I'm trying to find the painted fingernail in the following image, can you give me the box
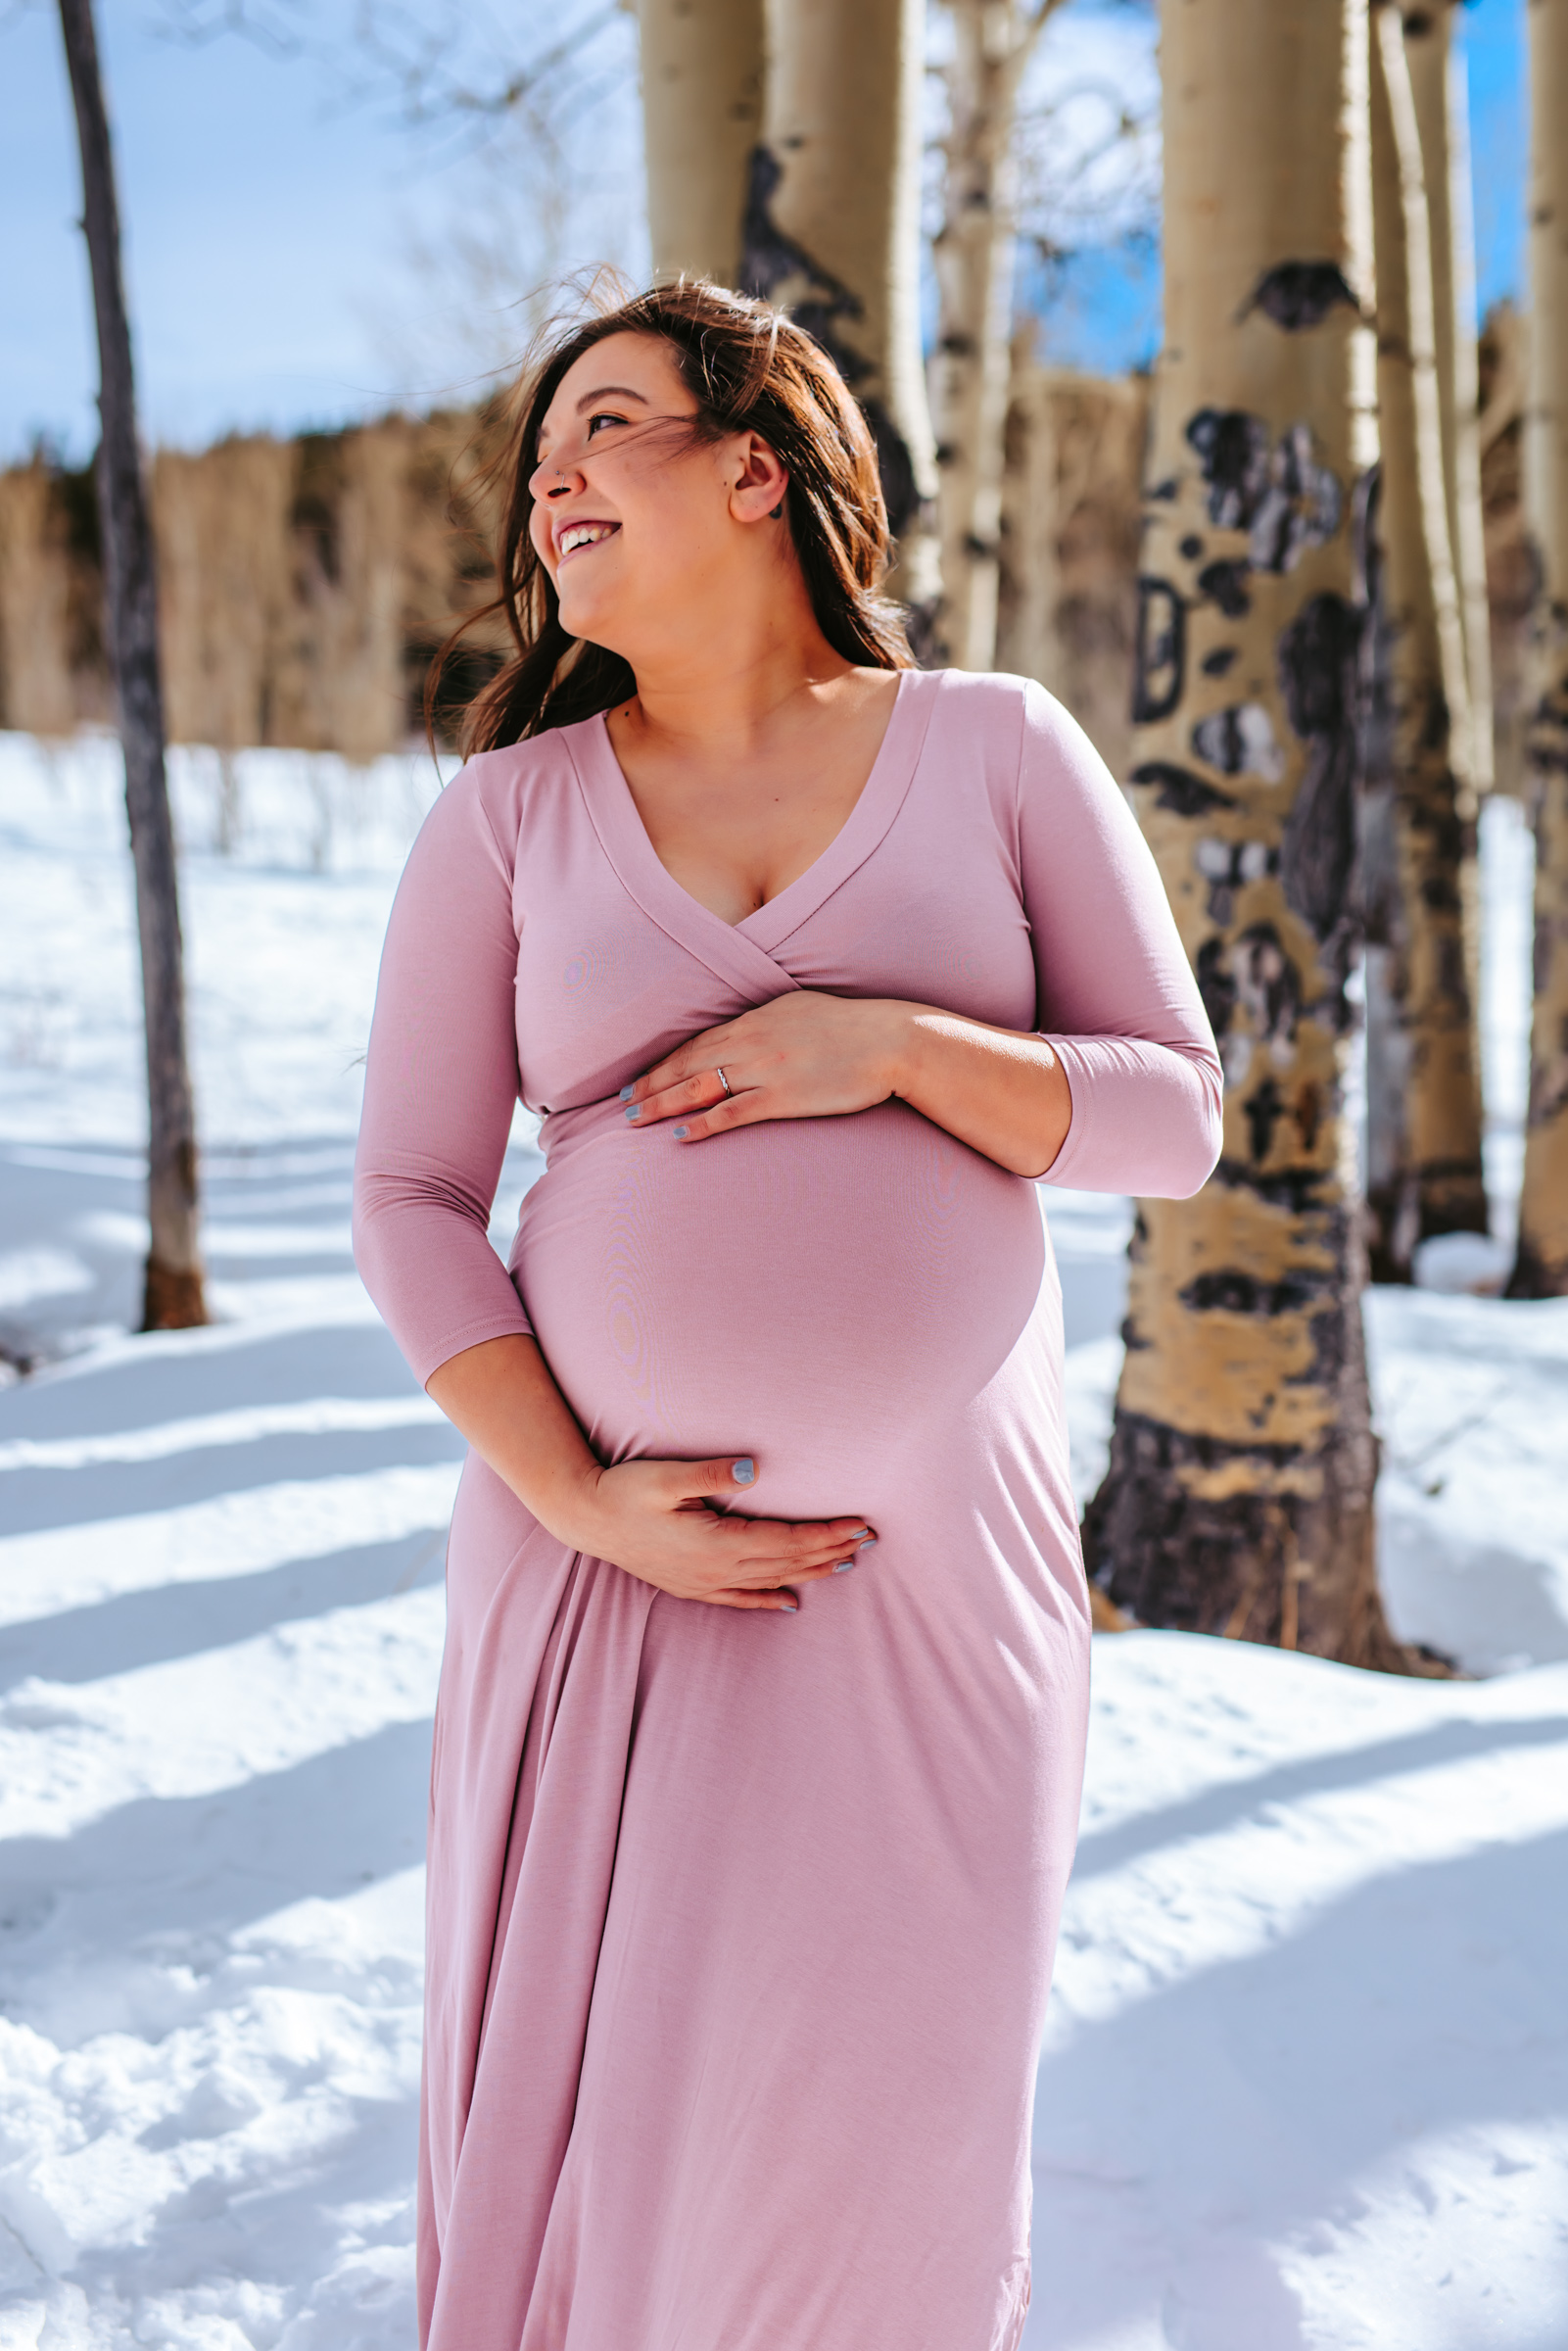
[832,1559,856,1572]
[624,1104,641,1121]
[618,1084,636,1100]
[779,1597,799,1612]
[732,1458,755,1485]
[672,1125,689,1140]
[857,1535,879,1550]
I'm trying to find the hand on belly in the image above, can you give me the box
[616,986,1072,1180]
[571,1454,878,1614]
[620,990,904,1140]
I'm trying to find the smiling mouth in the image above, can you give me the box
[556,521,621,564]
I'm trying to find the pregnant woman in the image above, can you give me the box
[354,280,1221,2351]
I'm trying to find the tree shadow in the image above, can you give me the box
[0,1523,450,1693]
[0,1717,436,1992]
[0,1415,462,1539]
[1026,1822,1568,2348]
[1070,1713,1568,1886]
[3,1319,420,1445]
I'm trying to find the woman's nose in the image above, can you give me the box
[532,456,582,499]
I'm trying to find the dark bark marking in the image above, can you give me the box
[1195,936,1236,1044]
[739,145,921,539]
[1186,410,1342,572]
[1132,577,1186,723]
[1186,408,1271,529]
[1249,425,1343,574]
[1202,646,1239,677]
[1211,1157,1331,1214]
[1179,533,1205,559]
[1277,592,1364,939]
[1191,700,1282,780]
[1180,1267,1331,1316]
[1194,837,1279,928]
[1197,558,1253,618]
[1244,1074,1285,1161]
[1081,1400,1398,1669]
[1232,921,1303,1056]
[1240,262,1363,333]
[1129,760,1236,817]
[1507,1231,1568,1301]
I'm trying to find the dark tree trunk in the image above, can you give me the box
[57,0,206,1329]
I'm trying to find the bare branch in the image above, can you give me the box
[159,0,309,58]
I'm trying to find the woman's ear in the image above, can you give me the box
[731,430,789,527]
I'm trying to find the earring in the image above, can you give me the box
[770,502,784,520]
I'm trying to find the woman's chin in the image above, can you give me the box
[555,584,622,649]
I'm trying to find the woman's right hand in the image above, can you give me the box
[565,1455,876,1612]
[426,1336,873,1613]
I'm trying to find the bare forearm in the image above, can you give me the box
[884,1004,1072,1178]
[427,1333,601,1545]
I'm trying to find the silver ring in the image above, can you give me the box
[714,1066,733,1097]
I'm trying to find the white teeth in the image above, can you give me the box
[559,523,616,555]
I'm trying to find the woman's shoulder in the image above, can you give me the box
[911,665,1069,745]
[914,666,1098,774]
[448,724,586,809]
[420,723,594,851]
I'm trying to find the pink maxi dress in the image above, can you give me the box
[353,669,1221,2351]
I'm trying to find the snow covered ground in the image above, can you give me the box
[0,732,1564,2350]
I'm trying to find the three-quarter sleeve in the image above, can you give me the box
[1016,682,1223,1197]
[353,768,536,1387]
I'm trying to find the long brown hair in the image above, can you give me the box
[430,278,914,757]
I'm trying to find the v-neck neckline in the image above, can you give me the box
[565,669,940,986]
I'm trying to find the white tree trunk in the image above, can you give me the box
[1510,0,1568,1295]
[1404,3,1494,791]
[742,0,941,637]
[636,0,765,285]
[1361,0,1488,1276]
[1084,0,1402,1666]
[994,348,1148,774]
[930,2,1036,669]
[1374,7,1474,780]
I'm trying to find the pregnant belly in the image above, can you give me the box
[512,1099,1051,1511]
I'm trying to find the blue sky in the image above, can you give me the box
[0,0,1531,463]
[1034,0,1527,376]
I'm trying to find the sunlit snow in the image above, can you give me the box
[0,732,1563,2350]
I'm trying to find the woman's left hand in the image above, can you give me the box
[621,991,907,1142]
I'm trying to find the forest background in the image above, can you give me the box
[0,3,1567,2344]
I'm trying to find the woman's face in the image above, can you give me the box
[528,331,785,658]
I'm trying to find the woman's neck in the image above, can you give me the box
[606,550,860,762]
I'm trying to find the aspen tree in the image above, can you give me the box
[1510,0,1568,1297]
[931,1,1065,670]
[1083,0,1402,1664]
[1407,2,1494,788]
[739,0,941,635]
[636,0,764,284]
[58,0,207,1330]
[1361,1,1488,1278]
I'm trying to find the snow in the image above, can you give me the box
[1,733,1565,2349]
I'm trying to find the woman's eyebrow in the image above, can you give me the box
[572,385,651,414]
